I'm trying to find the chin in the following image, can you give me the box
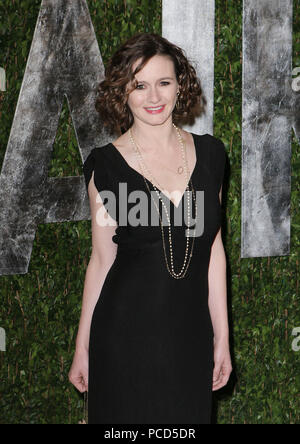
[141,113,173,127]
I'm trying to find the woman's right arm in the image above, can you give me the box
[69,171,118,393]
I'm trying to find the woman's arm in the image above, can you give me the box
[75,253,115,351]
[208,186,232,391]
[69,171,118,393]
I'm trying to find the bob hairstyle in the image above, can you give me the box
[95,33,204,135]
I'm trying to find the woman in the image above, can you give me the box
[69,33,232,424]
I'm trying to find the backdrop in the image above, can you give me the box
[0,0,299,424]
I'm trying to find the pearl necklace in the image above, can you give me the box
[128,124,197,279]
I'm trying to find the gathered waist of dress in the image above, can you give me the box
[116,238,162,254]
[115,234,198,255]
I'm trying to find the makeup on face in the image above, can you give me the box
[126,55,179,126]
[144,105,166,114]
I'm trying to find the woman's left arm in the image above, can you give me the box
[208,186,232,391]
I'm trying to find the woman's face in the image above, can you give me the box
[126,54,179,128]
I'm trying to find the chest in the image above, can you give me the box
[119,144,197,208]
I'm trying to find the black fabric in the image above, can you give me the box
[83,133,226,424]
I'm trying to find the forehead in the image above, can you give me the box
[133,55,176,79]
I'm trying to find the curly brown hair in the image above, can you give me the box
[95,33,205,135]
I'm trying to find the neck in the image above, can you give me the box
[129,118,179,156]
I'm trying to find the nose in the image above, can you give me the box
[147,86,161,104]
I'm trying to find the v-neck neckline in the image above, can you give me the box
[108,133,199,209]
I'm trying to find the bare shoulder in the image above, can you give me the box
[112,130,135,162]
[112,131,130,152]
[180,128,195,149]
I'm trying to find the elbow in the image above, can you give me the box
[89,248,117,270]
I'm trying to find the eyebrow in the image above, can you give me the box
[136,77,175,83]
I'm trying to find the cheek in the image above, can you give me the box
[167,85,179,102]
[127,92,144,110]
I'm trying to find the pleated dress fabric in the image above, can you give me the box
[82,133,226,424]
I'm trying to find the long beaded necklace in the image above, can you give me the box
[128,124,198,279]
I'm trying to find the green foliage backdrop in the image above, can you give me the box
[0,0,299,424]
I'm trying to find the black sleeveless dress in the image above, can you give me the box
[82,133,226,424]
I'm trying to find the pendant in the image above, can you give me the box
[177,166,184,174]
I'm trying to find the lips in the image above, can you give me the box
[144,105,166,114]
